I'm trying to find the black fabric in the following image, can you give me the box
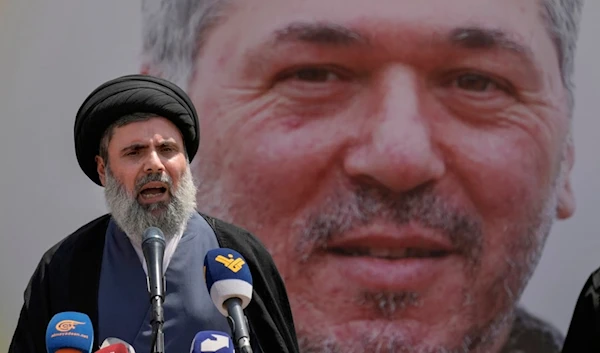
[8,212,300,353]
[561,267,600,352]
[74,74,200,186]
[499,307,564,353]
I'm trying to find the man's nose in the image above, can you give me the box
[143,150,165,174]
[343,66,445,193]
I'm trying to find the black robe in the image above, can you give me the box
[561,267,600,352]
[8,212,300,353]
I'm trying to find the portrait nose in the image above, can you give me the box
[343,66,445,193]
[144,150,165,174]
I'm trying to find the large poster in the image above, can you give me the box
[1,0,599,352]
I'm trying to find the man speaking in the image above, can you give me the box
[8,74,299,353]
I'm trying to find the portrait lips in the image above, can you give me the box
[297,184,483,292]
[325,226,461,291]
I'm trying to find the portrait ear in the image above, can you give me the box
[96,155,107,187]
[556,139,576,219]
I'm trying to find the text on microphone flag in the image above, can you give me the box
[215,254,245,273]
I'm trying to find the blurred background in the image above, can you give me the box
[0,0,598,349]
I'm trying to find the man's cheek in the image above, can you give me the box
[451,135,548,214]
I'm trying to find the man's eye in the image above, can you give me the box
[287,68,341,82]
[454,73,499,92]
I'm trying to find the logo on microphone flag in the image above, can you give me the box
[201,333,230,351]
[215,254,245,273]
[55,319,85,332]
[191,331,234,353]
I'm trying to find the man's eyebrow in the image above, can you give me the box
[157,140,180,149]
[121,143,147,153]
[245,22,540,80]
[270,21,370,46]
[448,26,536,63]
[119,140,180,154]
[266,22,532,55]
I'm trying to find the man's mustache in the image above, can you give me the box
[298,183,484,262]
[134,172,173,196]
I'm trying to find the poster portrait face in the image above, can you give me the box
[141,0,581,351]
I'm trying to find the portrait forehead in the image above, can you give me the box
[197,0,563,90]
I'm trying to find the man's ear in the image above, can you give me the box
[140,64,151,75]
[556,138,576,219]
[96,155,107,187]
[140,63,161,77]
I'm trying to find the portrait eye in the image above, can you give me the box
[293,68,339,82]
[438,71,517,114]
[271,65,357,106]
[452,73,504,93]
[276,66,346,84]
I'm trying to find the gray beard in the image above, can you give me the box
[294,183,559,353]
[103,165,198,248]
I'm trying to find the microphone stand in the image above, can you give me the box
[150,294,165,353]
[225,298,253,353]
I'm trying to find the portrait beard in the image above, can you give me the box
[103,164,198,247]
[290,180,557,353]
[193,157,564,353]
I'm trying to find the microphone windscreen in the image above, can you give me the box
[142,227,165,246]
[100,338,136,353]
[95,343,128,353]
[204,248,253,316]
[45,311,94,353]
[190,331,235,353]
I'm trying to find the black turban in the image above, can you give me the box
[74,74,200,186]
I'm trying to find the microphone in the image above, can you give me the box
[204,248,254,353]
[45,311,94,353]
[142,227,166,353]
[100,338,136,353]
[190,331,234,353]
[94,343,128,353]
